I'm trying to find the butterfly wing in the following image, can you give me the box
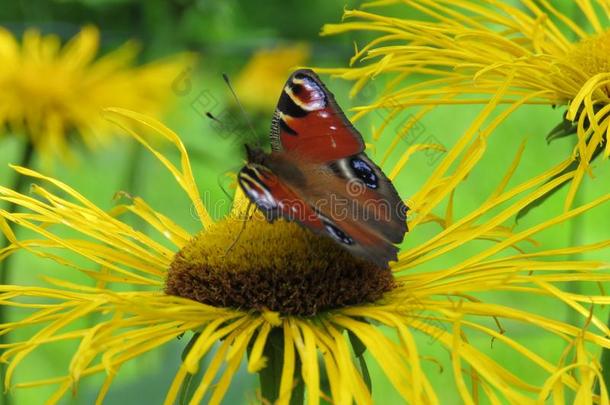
[238,70,408,268]
[325,153,408,243]
[296,158,407,267]
[238,152,407,268]
[237,160,325,232]
[238,162,397,268]
[269,69,407,235]
[316,212,401,269]
[269,69,364,162]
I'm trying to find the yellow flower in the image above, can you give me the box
[0,25,193,161]
[233,44,310,111]
[0,103,609,404]
[320,1,610,212]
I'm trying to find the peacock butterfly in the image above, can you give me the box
[237,69,408,268]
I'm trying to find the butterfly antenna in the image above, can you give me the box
[206,111,222,123]
[222,73,261,147]
[216,172,235,202]
[223,201,254,257]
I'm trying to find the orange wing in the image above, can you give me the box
[269,69,364,162]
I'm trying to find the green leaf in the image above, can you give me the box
[179,372,196,405]
[179,332,206,405]
[515,160,577,222]
[348,330,372,394]
[517,107,607,222]
[546,112,577,144]
[597,312,610,395]
[515,141,604,222]
[348,329,366,357]
[181,332,200,361]
[251,327,304,405]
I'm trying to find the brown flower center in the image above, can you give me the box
[165,216,395,316]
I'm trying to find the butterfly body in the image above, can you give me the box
[238,69,408,268]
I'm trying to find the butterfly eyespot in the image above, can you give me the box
[291,83,304,95]
[288,75,326,111]
[324,221,354,245]
[301,79,326,108]
[350,158,378,189]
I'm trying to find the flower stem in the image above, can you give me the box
[0,139,35,405]
[119,140,148,232]
[566,179,583,327]
[123,140,144,193]
[0,139,35,286]
[257,327,304,405]
[600,333,610,396]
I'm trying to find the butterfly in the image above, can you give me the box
[237,69,408,268]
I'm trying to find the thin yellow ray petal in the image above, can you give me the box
[411,89,545,228]
[70,321,115,381]
[489,139,527,199]
[110,194,191,248]
[534,281,610,335]
[388,143,446,180]
[424,300,610,348]
[292,320,320,405]
[95,371,116,405]
[247,322,272,373]
[86,329,181,386]
[188,329,241,405]
[1,179,173,272]
[411,321,534,402]
[398,171,575,270]
[380,104,437,168]
[163,319,239,405]
[575,0,603,33]
[226,318,264,362]
[451,317,475,405]
[324,322,370,404]
[455,318,577,388]
[539,363,601,403]
[277,321,296,405]
[46,379,72,405]
[331,315,413,401]
[184,316,251,374]
[208,323,259,405]
[0,211,162,285]
[564,106,607,210]
[4,301,102,390]
[440,193,610,280]
[14,376,68,389]
[366,311,428,403]
[103,107,213,227]
[307,326,345,404]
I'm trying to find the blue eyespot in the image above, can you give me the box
[350,158,378,189]
[324,221,354,245]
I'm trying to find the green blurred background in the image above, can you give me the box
[0,0,608,404]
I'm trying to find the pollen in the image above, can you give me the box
[165,216,395,316]
[567,31,610,79]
